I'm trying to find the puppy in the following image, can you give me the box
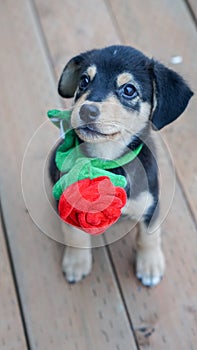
[50,45,193,286]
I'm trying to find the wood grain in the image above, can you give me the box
[0,0,196,349]
[35,0,197,348]
[0,215,27,350]
[0,0,136,349]
[108,142,197,349]
[34,0,120,83]
[107,0,197,220]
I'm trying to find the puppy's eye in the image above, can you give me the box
[122,84,137,99]
[79,74,90,90]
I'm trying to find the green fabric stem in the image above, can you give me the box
[47,109,143,200]
[52,158,127,200]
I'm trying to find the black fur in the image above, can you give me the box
[59,46,153,105]
[58,45,193,128]
[49,142,61,185]
[150,60,193,129]
[51,45,193,229]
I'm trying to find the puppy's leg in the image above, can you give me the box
[61,222,92,283]
[135,220,165,287]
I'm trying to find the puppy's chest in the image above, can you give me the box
[109,161,146,198]
[82,142,152,218]
[110,163,152,219]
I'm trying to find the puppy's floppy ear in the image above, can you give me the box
[151,60,193,130]
[58,55,84,98]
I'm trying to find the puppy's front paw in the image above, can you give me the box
[136,247,165,287]
[62,247,92,284]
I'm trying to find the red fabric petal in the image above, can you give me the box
[58,176,126,235]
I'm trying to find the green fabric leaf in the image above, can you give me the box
[47,109,143,200]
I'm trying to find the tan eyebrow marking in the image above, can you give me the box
[87,65,97,81]
[117,72,134,87]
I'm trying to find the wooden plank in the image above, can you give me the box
[108,143,197,349]
[33,0,120,82]
[99,1,197,347]
[0,214,27,350]
[107,0,197,221]
[35,0,197,348]
[0,1,137,349]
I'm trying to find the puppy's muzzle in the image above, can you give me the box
[79,104,100,123]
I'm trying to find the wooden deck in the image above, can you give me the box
[0,0,196,349]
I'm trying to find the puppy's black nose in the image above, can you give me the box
[79,104,100,122]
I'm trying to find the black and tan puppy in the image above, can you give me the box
[50,45,193,286]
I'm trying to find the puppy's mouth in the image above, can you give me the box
[76,124,121,142]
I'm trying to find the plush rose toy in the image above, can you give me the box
[48,110,142,235]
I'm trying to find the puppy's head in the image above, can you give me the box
[58,46,193,145]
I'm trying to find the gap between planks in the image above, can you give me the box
[0,206,29,350]
[28,0,138,344]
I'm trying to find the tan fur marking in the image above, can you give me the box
[87,65,97,81]
[117,72,134,87]
[71,94,151,159]
[61,222,92,282]
[61,221,91,248]
[135,220,165,286]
